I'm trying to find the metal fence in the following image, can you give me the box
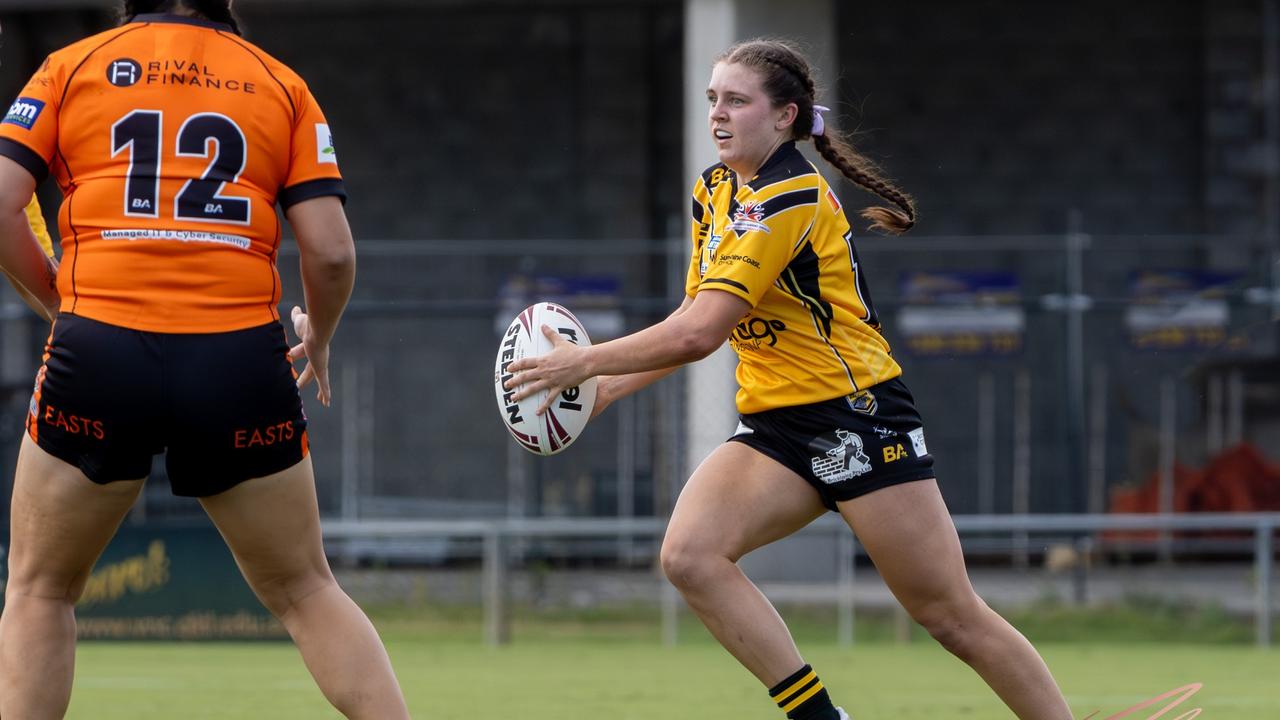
[294,233,1278,524]
[0,233,1276,528]
[321,512,1280,647]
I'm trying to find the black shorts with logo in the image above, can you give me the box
[728,377,935,511]
[27,313,309,496]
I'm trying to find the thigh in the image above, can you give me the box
[837,479,975,613]
[666,442,826,561]
[164,322,308,497]
[197,454,332,598]
[6,435,144,600]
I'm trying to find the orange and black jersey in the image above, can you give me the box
[686,142,901,413]
[0,13,344,333]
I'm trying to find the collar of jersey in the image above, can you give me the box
[131,13,233,32]
[747,141,799,185]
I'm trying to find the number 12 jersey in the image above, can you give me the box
[0,13,345,333]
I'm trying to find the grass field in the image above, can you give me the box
[65,606,1280,719]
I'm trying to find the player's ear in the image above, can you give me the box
[774,102,798,132]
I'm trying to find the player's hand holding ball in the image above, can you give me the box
[494,302,597,455]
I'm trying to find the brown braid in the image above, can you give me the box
[814,134,915,233]
[719,39,915,234]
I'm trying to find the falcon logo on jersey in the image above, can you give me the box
[847,389,878,415]
[3,97,45,130]
[316,124,337,164]
[107,59,142,87]
[728,201,770,234]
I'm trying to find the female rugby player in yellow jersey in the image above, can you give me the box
[0,2,409,718]
[0,18,58,314]
[506,40,1073,720]
[1,197,58,319]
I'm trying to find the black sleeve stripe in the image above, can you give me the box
[691,195,703,221]
[761,188,819,221]
[278,178,347,209]
[0,138,49,184]
[701,277,749,294]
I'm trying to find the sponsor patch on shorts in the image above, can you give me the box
[908,427,928,457]
[809,429,872,484]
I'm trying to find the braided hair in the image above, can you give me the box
[718,39,915,234]
[120,0,241,35]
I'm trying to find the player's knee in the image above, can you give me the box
[911,595,989,661]
[4,576,79,605]
[659,539,720,592]
[247,568,336,620]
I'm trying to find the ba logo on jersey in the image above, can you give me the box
[728,201,770,234]
[107,59,142,87]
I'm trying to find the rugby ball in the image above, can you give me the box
[494,302,598,455]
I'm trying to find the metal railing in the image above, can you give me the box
[322,512,1280,647]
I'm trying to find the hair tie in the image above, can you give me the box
[812,105,830,136]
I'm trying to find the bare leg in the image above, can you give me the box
[660,442,825,686]
[839,480,1073,720]
[0,435,144,719]
[199,455,409,720]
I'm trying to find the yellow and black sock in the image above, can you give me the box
[768,664,839,720]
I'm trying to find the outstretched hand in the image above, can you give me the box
[503,324,592,415]
[288,305,332,407]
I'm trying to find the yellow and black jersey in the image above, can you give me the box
[25,195,54,257]
[685,142,901,413]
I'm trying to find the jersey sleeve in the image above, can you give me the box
[25,195,54,257]
[278,84,346,209]
[697,184,820,307]
[0,57,62,185]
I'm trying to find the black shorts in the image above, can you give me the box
[729,377,935,511]
[27,313,309,496]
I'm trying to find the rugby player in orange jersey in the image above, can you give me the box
[0,2,409,718]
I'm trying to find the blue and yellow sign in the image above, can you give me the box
[896,271,1024,357]
[1125,270,1245,352]
[1,524,285,640]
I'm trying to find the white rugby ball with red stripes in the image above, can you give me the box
[494,302,598,455]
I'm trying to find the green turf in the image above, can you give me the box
[67,636,1279,719]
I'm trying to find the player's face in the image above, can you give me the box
[706,62,794,177]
